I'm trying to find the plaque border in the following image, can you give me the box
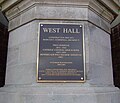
[37,22,86,83]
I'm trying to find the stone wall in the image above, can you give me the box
[0,0,120,103]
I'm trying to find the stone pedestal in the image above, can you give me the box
[0,0,120,103]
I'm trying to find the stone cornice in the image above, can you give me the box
[0,0,119,15]
[0,0,117,22]
[0,0,22,11]
[99,0,120,15]
[0,0,5,4]
[113,0,120,7]
[89,0,114,23]
[0,0,119,32]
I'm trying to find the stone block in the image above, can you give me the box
[89,41,112,66]
[101,46,112,66]
[21,93,97,103]
[88,64,113,86]
[9,15,21,31]
[99,31,111,48]
[96,93,113,103]
[100,18,111,33]
[88,10,111,33]
[35,6,88,20]
[87,22,113,86]
[89,41,102,64]
[7,46,19,67]
[6,39,38,85]
[8,5,88,31]
[0,86,119,103]
[89,23,111,48]
[5,63,36,85]
[88,10,100,28]
[21,6,36,25]
[0,92,21,103]
[7,39,37,68]
[18,39,37,65]
[8,21,38,48]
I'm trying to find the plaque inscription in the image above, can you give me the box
[37,23,85,82]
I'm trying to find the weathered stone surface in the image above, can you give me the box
[1,19,119,103]
[88,10,111,33]
[0,86,120,103]
[5,63,36,85]
[8,21,38,48]
[87,23,113,86]
[8,6,88,31]
[3,0,115,33]
[0,0,120,103]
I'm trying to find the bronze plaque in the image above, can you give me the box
[37,23,85,82]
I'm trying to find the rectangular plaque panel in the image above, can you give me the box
[37,23,85,82]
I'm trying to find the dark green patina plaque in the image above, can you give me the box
[37,23,85,82]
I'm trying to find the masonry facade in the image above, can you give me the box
[0,0,120,103]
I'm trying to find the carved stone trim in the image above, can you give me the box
[0,0,119,32]
[3,0,115,22]
[89,0,114,23]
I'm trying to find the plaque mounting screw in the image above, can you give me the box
[80,25,82,27]
[81,77,84,80]
[41,24,43,26]
[39,77,42,80]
